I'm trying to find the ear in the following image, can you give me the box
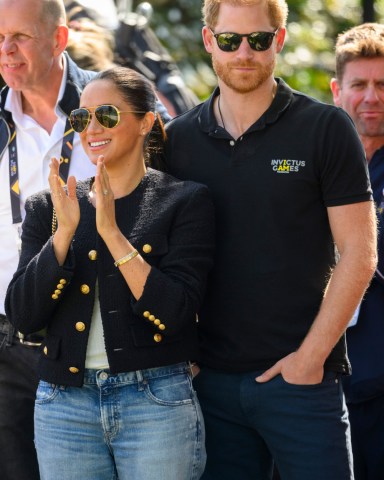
[53,25,69,57]
[202,26,214,54]
[330,78,342,106]
[275,28,286,53]
[141,111,155,136]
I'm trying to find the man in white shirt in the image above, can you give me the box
[0,1,99,478]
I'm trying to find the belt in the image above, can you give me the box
[0,314,43,347]
[16,331,44,347]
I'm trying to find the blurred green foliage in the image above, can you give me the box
[3,1,380,102]
[134,0,384,103]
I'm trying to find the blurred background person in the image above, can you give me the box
[66,17,116,71]
[331,22,384,480]
[65,0,119,30]
[65,0,200,116]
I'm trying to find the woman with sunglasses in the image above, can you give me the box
[5,66,214,480]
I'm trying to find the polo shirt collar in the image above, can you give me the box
[198,77,293,134]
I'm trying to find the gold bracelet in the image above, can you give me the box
[114,249,139,267]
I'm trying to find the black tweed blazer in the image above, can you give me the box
[6,168,215,387]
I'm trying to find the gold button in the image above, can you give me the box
[80,284,90,294]
[154,319,161,326]
[57,284,64,290]
[149,315,155,322]
[59,279,67,285]
[52,294,59,300]
[154,334,162,343]
[54,289,61,295]
[159,324,166,330]
[143,311,150,318]
[88,250,97,261]
[142,244,152,254]
[43,346,48,355]
[75,322,86,332]
[69,367,79,374]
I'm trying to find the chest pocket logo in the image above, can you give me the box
[271,159,306,173]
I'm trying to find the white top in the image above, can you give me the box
[85,281,109,369]
[0,56,95,314]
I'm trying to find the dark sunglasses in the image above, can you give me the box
[69,104,146,133]
[210,29,278,52]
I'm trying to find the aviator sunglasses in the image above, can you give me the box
[210,29,278,52]
[69,104,146,133]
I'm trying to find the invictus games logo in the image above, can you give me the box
[271,159,305,173]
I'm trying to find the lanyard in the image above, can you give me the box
[8,114,75,224]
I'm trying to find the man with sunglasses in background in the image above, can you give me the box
[331,23,384,480]
[0,1,169,479]
[160,1,377,479]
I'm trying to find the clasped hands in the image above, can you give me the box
[48,155,117,240]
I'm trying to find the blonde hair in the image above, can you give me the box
[202,0,288,30]
[335,23,384,82]
[67,19,115,71]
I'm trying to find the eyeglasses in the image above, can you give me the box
[69,104,146,133]
[210,29,278,52]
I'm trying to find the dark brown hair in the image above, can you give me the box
[90,67,167,165]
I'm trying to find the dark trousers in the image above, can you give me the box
[0,318,40,480]
[348,395,384,480]
[194,366,353,480]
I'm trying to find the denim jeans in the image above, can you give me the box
[194,367,354,480]
[35,362,206,480]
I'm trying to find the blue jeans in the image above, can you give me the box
[193,367,354,480]
[35,362,206,480]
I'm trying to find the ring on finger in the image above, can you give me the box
[103,189,109,196]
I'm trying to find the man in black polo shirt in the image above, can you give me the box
[161,1,377,479]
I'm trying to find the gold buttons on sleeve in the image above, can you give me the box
[75,322,86,332]
[80,284,90,295]
[88,250,97,261]
[52,279,67,299]
[154,334,162,343]
[69,367,79,374]
[143,311,165,332]
[142,244,152,254]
